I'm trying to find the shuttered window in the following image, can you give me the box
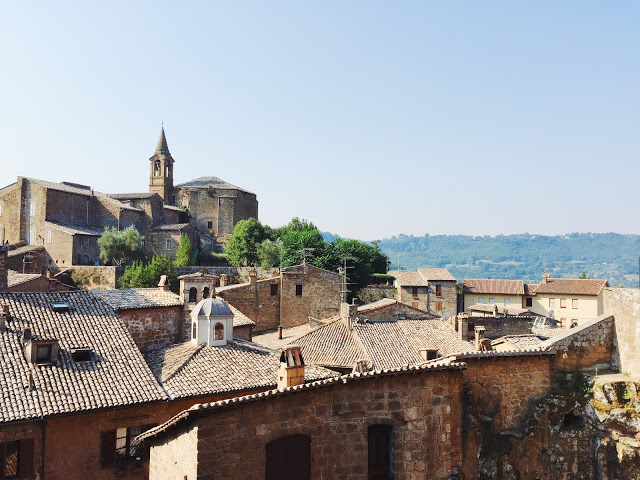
[368,425,393,480]
[435,284,442,297]
[0,438,35,478]
[101,425,155,469]
[266,434,311,480]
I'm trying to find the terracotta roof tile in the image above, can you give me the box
[418,268,456,281]
[533,278,608,296]
[91,288,183,311]
[463,279,524,295]
[175,176,254,195]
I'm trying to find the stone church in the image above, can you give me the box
[0,128,258,270]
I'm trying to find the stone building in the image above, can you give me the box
[391,267,458,319]
[217,264,342,332]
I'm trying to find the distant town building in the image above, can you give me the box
[390,268,457,319]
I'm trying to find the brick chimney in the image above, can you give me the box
[277,345,305,389]
[474,326,486,351]
[457,313,469,340]
[219,274,228,288]
[340,302,358,331]
[542,273,550,284]
[158,275,170,291]
[352,359,368,374]
[0,305,8,332]
[0,244,9,294]
[249,269,257,285]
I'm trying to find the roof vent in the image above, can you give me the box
[50,301,70,313]
[70,347,93,362]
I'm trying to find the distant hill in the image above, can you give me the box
[324,232,640,287]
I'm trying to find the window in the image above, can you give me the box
[560,318,568,328]
[203,287,210,299]
[296,284,303,297]
[271,284,278,296]
[165,239,172,250]
[560,298,567,308]
[0,438,35,478]
[411,286,418,298]
[124,220,131,229]
[266,434,311,480]
[214,322,224,341]
[207,221,213,229]
[134,222,139,231]
[368,425,393,480]
[504,298,511,306]
[571,319,579,328]
[549,298,556,309]
[29,203,35,217]
[28,229,35,245]
[434,301,442,311]
[572,299,579,309]
[188,287,197,303]
[71,347,92,362]
[101,425,154,468]
[36,345,51,362]
[192,322,197,340]
[435,284,442,297]
[489,298,495,305]
[154,160,161,176]
[525,297,533,307]
[478,298,485,304]
[83,237,90,248]
[412,302,418,308]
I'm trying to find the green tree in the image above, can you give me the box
[578,272,589,279]
[98,226,144,266]
[281,228,328,268]
[225,218,266,266]
[330,238,389,299]
[174,233,194,266]
[257,239,283,268]
[119,255,178,291]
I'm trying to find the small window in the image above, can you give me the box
[426,349,438,360]
[4,440,19,477]
[165,239,172,250]
[192,322,197,340]
[83,237,90,248]
[29,203,35,217]
[368,425,393,479]
[411,286,418,298]
[560,298,567,308]
[271,284,278,296]
[504,298,511,306]
[46,230,52,244]
[28,229,35,245]
[525,297,533,307]
[295,284,303,297]
[434,301,442,311]
[36,345,51,362]
[50,302,70,312]
[188,287,197,303]
[207,221,213,229]
[572,299,578,309]
[478,298,485,304]
[203,287,210,299]
[154,160,161,176]
[134,222,139,231]
[561,318,568,328]
[71,347,92,362]
[214,322,224,341]
[549,298,556,308]
[412,302,418,308]
[489,298,495,305]
[570,319,579,328]
[266,435,311,480]
[124,220,131,229]
[435,284,442,297]
[101,424,154,468]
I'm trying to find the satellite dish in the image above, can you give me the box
[548,310,554,318]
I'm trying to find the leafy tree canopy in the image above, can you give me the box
[119,255,178,292]
[257,239,283,269]
[98,226,144,266]
[174,233,194,266]
[225,218,266,266]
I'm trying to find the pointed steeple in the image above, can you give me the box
[155,127,171,157]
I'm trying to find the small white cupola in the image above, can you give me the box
[190,296,234,347]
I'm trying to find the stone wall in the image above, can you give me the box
[7,246,45,274]
[361,302,433,320]
[397,280,457,319]
[173,266,278,284]
[603,287,640,376]
[218,277,281,332]
[149,366,465,479]
[456,315,538,340]
[0,182,22,245]
[357,285,396,304]
[149,422,198,480]
[119,306,184,353]
[59,266,122,290]
[540,314,617,372]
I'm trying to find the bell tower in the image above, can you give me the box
[149,127,175,203]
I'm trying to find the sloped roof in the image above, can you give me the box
[290,317,473,371]
[0,292,167,423]
[463,279,525,295]
[7,270,42,287]
[491,334,547,350]
[524,283,538,296]
[418,268,456,281]
[144,340,337,400]
[175,176,254,194]
[228,305,255,327]
[533,278,608,296]
[45,221,104,237]
[153,223,189,231]
[108,192,157,200]
[7,245,44,257]
[91,288,183,311]
[389,270,429,287]
[468,303,540,317]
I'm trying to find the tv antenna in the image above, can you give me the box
[340,256,356,303]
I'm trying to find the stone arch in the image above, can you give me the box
[188,287,197,303]
[203,287,210,299]
[214,322,224,341]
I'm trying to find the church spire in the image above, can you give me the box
[155,127,171,157]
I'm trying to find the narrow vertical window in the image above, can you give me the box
[214,322,224,341]
[271,284,278,296]
[411,286,418,298]
[165,239,171,250]
[435,284,442,297]
[266,434,311,480]
[203,287,210,299]
[188,287,197,303]
[368,425,393,480]
[295,284,303,297]
[29,203,35,217]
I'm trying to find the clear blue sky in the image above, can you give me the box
[1,2,638,241]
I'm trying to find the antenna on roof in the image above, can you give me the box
[340,256,356,303]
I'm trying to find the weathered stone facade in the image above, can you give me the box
[452,314,544,341]
[603,287,640,376]
[118,306,184,354]
[217,276,281,332]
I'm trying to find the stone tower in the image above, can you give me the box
[148,127,175,203]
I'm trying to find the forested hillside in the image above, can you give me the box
[324,232,640,287]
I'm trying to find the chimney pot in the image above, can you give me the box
[219,274,228,288]
[277,345,305,389]
[474,326,486,351]
[249,269,257,285]
[158,275,169,291]
[352,359,368,374]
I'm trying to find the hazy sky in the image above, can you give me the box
[1,2,638,241]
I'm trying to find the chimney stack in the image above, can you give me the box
[277,345,305,389]
[248,269,257,286]
[352,359,368,374]
[219,274,228,288]
[341,302,358,331]
[474,326,486,351]
[0,244,9,294]
[542,273,550,284]
[493,304,498,317]
[158,275,170,291]
[457,313,469,340]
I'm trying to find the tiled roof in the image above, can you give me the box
[45,221,104,236]
[175,176,254,194]
[468,303,538,316]
[138,361,468,441]
[0,292,167,423]
[532,278,608,296]
[357,298,398,312]
[228,305,255,327]
[25,178,142,211]
[524,283,538,296]
[91,288,183,311]
[163,205,183,211]
[389,270,429,287]
[463,279,525,295]
[108,193,157,200]
[418,268,456,281]
[144,340,337,400]
[7,245,44,257]
[290,317,473,370]
[153,223,189,231]
[7,270,42,287]
[491,334,547,350]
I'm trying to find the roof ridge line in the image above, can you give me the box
[162,343,207,384]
